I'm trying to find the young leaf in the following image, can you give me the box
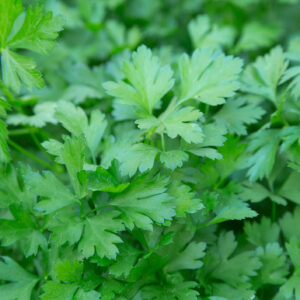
[103,45,174,114]
[179,48,243,105]
[111,175,175,230]
[78,210,124,259]
[119,143,159,177]
[25,170,78,214]
[214,98,265,135]
[0,257,39,300]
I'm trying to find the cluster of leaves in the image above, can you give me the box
[1,0,300,299]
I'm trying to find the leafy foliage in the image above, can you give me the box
[1,0,300,299]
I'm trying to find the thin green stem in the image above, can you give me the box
[8,139,56,171]
[0,79,14,103]
[160,133,165,151]
[272,202,277,222]
[82,203,112,218]
[8,127,39,136]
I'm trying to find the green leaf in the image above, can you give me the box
[160,150,189,170]
[55,101,88,137]
[142,275,199,300]
[0,119,10,162]
[61,136,85,197]
[109,243,141,278]
[25,170,78,214]
[56,101,107,161]
[166,241,206,272]
[7,6,63,54]
[255,243,288,285]
[55,261,83,283]
[162,106,204,143]
[87,166,129,193]
[244,217,280,247]
[119,143,159,177]
[209,183,257,225]
[280,238,300,300]
[78,210,124,259]
[84,109,107,162]
[7,102,57,128]
[214,98,265,135]
[241,46,288,103]
[235,21,281,53]
[103,45,174,113]
[208,231,261,289]
[48,214,84,247]
[1,48,44,92]
[179,48,243,105]
[278,172,300,204]
[280,207,300,240]
[188,15,236,50]
[246,129,281,182]
[0,0,23,47]
[74,289,101,300]
[41,281,78,300]
[183,123,226,160]
[0,257,39,300]
[168,180,204,217]
[111,175,175,230]
[101,123,142,169]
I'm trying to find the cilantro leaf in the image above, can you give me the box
[179,48,243,105]
[244,217,280,247]
[246,129,281,182]
[25,170,78,214]
[188,15,236,50]
[241,46,288,103]
[78,210,124,259]
[160,150,189,170]
[0,119,9,162]
[183,123,227,160]
[119,143,159,176]
[1,49,44,92]
[6,6,63,54]
[103,45,174,114]
[280,238,300,300]
[214,98,265,135]
[111,175,175,230]
[142,274,199,300]
[0,2,63,92]
[168,180,204,217]
[0,256,39,300]
[255,243,288,286]
[162,106,204,143]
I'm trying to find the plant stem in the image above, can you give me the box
[0,80,14,103]
[82,203,112,218]
[8,139,56,171]
[8,127,39,136]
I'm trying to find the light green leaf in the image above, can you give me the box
[7,6,63,54]
[241,46,288,103]
[104,45,174,113]
[0,257,38,300]
[188,15,236,50]
[1,48,44,92]
[214,98,265,135]
[111,175,175,231]
[162,106,203,143]
[247,129,281,182]
[25,170,78,214]
[119,143,159,177]
[179,48,243,105]
[78,210,124,259]
[160,150,189,170]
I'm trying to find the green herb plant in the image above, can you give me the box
[1,0,300,299]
